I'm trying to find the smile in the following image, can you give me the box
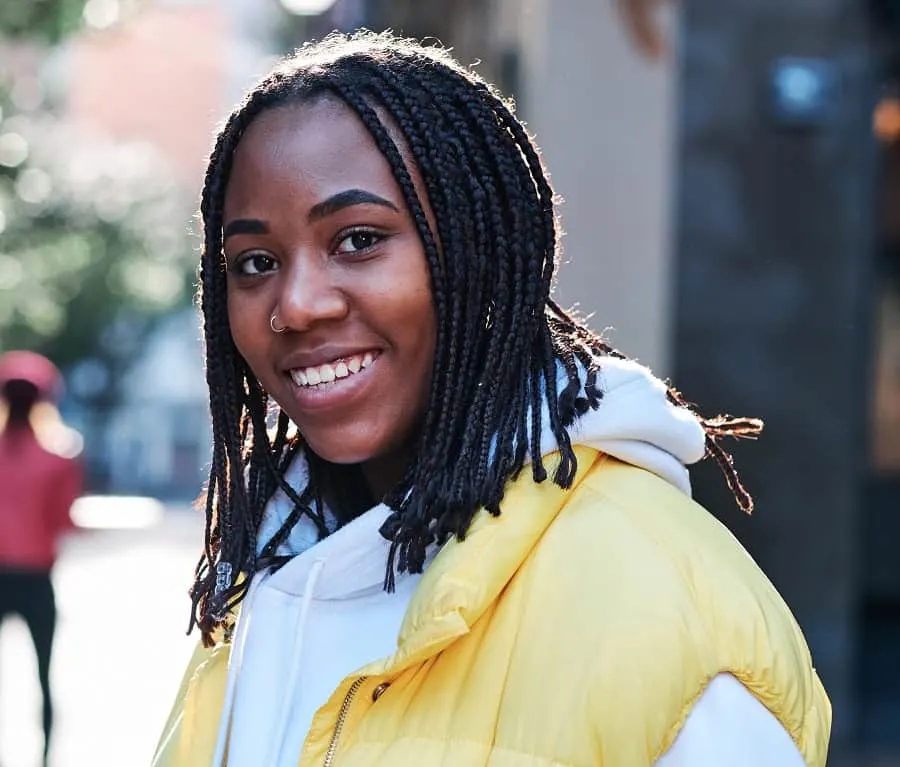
[289,351,378,388]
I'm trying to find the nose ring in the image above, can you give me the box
[270,312,287,334]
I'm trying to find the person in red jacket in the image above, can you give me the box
[0,351,82,766]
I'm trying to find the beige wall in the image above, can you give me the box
[516,0,677,372]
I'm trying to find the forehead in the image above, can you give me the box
[225,97,397,211]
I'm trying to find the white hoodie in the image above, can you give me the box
[214,357,805,767]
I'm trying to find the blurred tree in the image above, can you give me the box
[0,95,193,384]
[0,0,87,42]
[0,0,195,408]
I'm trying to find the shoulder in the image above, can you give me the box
[527,456,782,612]
[510,457,829,761]
[533,456,791,628]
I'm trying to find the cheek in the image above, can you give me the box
[371,259,436,411]
[226,295,246,351]
[226,290,264,368]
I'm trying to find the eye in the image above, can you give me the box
[335,228,382,255]
[235,253,279,276]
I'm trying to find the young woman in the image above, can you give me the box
[154,32,830,767]
[0,351,82,766]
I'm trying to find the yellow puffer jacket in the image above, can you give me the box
[153,447,831,766]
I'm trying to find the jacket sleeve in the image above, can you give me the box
[152,639,232,767]
[655,674,808,767]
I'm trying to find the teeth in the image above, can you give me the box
[290,352,377,388]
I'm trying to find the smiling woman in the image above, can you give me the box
[152,31,830,767]
[222,99,435,502]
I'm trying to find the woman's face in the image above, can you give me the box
[223,97,437,493]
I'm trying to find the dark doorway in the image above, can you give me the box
[859,70,900,748]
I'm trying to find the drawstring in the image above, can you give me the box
[267,558,326,766]
[212,572,267,767]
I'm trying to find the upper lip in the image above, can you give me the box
[280,344,381,372]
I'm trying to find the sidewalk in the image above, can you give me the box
[0,506,204,767]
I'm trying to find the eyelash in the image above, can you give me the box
[334,226,385,255]
[232,252,277,277]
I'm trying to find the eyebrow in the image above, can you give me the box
[308,189,399,222]
[223,218,269,239]
[223,189,399,240]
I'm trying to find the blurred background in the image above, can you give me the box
[0,0,897,764]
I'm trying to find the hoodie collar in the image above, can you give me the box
[560,356,706,493]
[257,355,706,561]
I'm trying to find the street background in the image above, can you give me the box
[0,505,201,767]
[1,0,899,764]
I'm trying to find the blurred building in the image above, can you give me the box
[51,0,283,500]
[64,0,279,183]
[671,1,900,762]
[104,309,210,500]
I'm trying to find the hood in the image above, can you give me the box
[258,356,706,559]
[544,356,706,495]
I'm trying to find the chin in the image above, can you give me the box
[300,432,381,466]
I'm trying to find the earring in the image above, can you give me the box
[270,312,287,334]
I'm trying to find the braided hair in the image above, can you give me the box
[189,31,762,645]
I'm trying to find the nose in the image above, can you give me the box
[275,254,349,332]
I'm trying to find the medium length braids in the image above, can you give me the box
[189,32,762,645]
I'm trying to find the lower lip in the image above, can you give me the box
[285,355,380,412]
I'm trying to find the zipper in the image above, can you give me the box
[323,676,367,767]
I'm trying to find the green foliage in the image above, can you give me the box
[0,0,87,42]
[0,76,196,402]
[0,0,197,406]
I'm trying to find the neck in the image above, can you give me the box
[307,457,374,526]
[361,444,413,503]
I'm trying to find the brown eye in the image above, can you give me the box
[335,229,382,254]
[237,253,279,276]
